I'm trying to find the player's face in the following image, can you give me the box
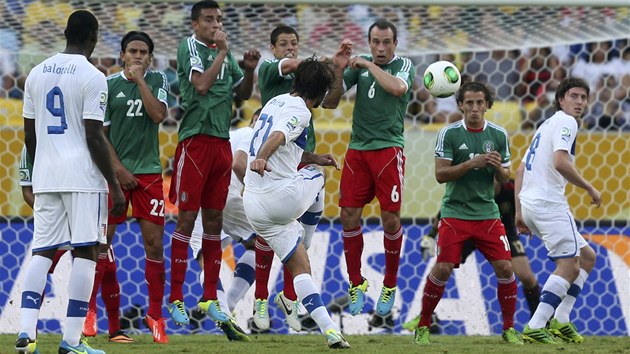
[369,27,397,65]
[271,33,299,59]
[559,87,588,119]
[121,40,151,71]
[458,90,488,128]
[192,8,223,45]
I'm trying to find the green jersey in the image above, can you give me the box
[343,55,415,150]
[177,35,243,141]
[435,120,512,220]
[19,146,33,187]
[105,70,169,174]
[258,58,316,152]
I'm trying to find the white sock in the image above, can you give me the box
[300,189,324,250]
[528,274,570,329]
[227,249,256,313]
[294,273,337,333]
[217,287,230,314]
[554,269,588,323]
[63,257,96,346]
[20,255,53,339]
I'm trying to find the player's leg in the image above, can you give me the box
[415,218,464,345]
[227,236,256,313]
[16,193,68,353]
[372,147,405,316]
[509,233,541,316]
[253,235,273,329]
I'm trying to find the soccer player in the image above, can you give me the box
[253,25,352,332]
[413,82,523,345]
[15,10,125,354]
[86,30,170,344]
[167,0,260,327]
[516,77,601,344]
[243,57,350,349]
[322,19,415,317]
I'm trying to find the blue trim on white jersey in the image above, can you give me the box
[303,173,323,181]
[32,241,71,253]
[281,235,303,264]
[295,128,307,149]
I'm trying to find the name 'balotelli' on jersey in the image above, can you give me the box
[105,70,169,174]
[435,120,511,220]
[245,94,309,193]
[342,55,414,150]
[176,36,244,141]
[23,53,108,193]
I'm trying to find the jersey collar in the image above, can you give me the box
[120,70,147,81]
[462,119,487,132]
[192,34,217,48]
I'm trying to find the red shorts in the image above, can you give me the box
[109,174,165,225]
[169,135,232,211]
[437,218,512,266]
[339,147,405,211]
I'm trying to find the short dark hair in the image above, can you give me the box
[65,10,98,45]
[292,56,335,101]
[368,19,397,43]
[120,31,154,54]
[270,25,299,46]
[554,78,590,111]
[191,0,220,21]
[456,82,495,109]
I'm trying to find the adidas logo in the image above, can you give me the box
[361,71,369,77]
[116,91,126,98]
[458,143,468,150]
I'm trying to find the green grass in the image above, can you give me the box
[1,334,629,354]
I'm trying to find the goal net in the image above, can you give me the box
[0,0,628,337]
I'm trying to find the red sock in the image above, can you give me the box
[342,226,363,285]
[145,258,165,319]
[419,274,446,328]
[169,232,190,302]
[101,267,120,335]
[202,233,222,300]
[89,253,108,312]
[283,266,297,301]
[255,236,273,300]
[498,275,518,330]
[383,226,403,288]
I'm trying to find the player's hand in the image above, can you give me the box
[250,158,271,176]
[333,39,353,69]
[515,213,532,238]
[127,64,145,82]
[242,49,261,71]
[420,235,436,260]
[349,56,370,70]
[214,31,229,51]
[116,166,138,190]
[485,151,502,169]
[313,153,340,169]
[587,186,602,208]
[468,153,488,169]
[109,184,126,217]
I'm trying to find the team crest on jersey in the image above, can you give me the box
[561,127,572,142]
[482,140,495,153]
[180,191,188,203]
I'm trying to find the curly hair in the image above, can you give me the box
[291,56,335,102]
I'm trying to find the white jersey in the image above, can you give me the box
[519,110,578,211]
[245,93,310,193]
[228,126,253,195]
[23,53,108,193]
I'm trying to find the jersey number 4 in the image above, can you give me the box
[47,87,67,134]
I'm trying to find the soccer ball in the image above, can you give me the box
[423,61,461,98]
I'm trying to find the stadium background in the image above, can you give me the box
[0,0,628,337]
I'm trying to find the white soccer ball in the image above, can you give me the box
[423,61,461,98]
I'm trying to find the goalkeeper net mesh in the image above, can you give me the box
[0,0,628,337]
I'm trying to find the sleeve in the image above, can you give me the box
[272,105,310,143]
[178,38,204,82]
[498,129,512,167]
[22,75,34,119]
[552,116,578,154]
[153,71,170,107]
[258,59,282,91]
[83,71,108,121]
[103,79,112,126]
[18,146,32,187]
[395,57,415,93]
[235,127,253,154]
[230,52,244,88]
[435,127,453,160]
[342,66,359,93]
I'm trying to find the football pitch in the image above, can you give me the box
[1,334,628,354]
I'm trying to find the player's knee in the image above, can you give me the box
[340,207,361,227]
[493,260,514,278]
[432,262,454,281]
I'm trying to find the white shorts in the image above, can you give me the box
[243,166,324,262]
[222,191,256,243]
[190,212,233,259]
[521,205,588,260]
[32,192,107,252]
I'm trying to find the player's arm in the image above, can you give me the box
[322,40,353,109]
[191,48,227,95]
[301,152,339,169]
[352,57,407,97]
[514,163,531,235]
[24,118,36,169]
[233,150,248,184]
[250,131,285,176]
[130,69,166,124]
[435,155,488,184]
[22,186,34,209]
[554,150,601,207]
[103,126,137,190]
[234,49,261,100]
[279,58,302,76]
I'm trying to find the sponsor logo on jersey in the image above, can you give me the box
[286,116,299,129]
[19,169,29,182]
[482,140,495,153]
